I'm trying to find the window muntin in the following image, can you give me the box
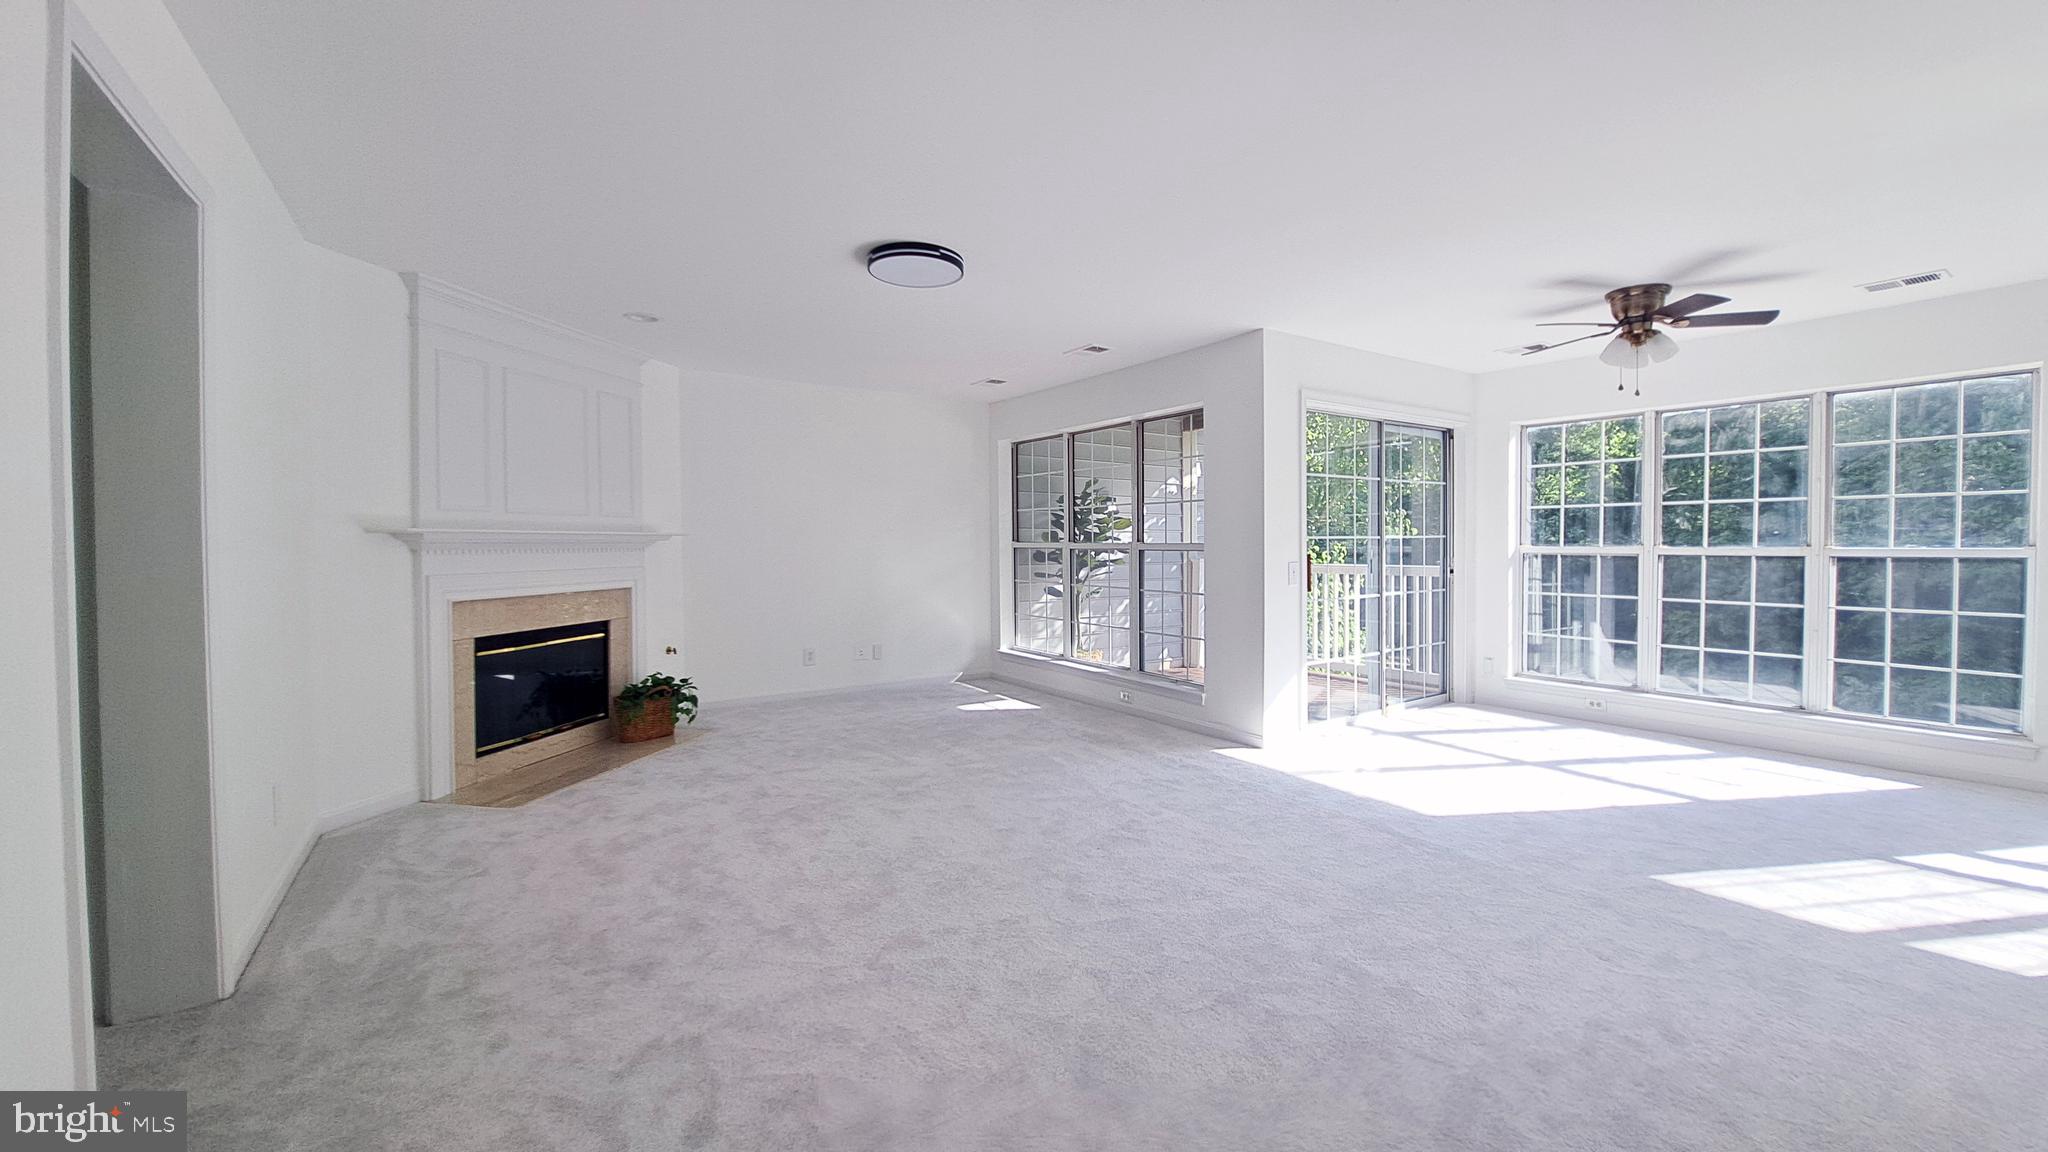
[1008,411,1204,684]
[1658,555,1805,705]
[1830,557,2026,731]
[1660,400,1810,548]
[1830,375,2032,549]
[1012,436,1066,543]
[1522,553,1637,686]
[1141,413,1204,544]
[1525,417,1642,546]
[1517,371,2035,735]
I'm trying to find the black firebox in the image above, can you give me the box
[473,620,610,756]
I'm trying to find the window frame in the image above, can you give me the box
[1513,370,2039,737]
[1006,409,1205,687]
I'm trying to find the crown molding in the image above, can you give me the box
[403,273,652,382]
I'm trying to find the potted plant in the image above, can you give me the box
[614,672,698,743]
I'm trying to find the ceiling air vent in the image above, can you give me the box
[1064,344,1112,356]
[1858,269,1951,293]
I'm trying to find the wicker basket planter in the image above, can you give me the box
[614,694,678,743]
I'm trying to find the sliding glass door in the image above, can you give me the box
[1305,412,1451,723]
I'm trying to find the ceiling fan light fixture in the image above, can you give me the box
[1643,330,1680,364]
[1598,334,1641,370]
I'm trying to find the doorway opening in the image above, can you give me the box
[70,59,218,1025]
[1305,412,1452,724]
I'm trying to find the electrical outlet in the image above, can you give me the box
[801,647,816,667]
[1118,690,1134,703]
[854,645,870,661]
[1585,697,1606,711]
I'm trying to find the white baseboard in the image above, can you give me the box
[978,673,1263,747]
[222,828,315,997]
[314,785,420,835]
[222,786,420,996]
[708,673,973,709]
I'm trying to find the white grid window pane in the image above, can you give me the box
[1072,550,1131,668]
[1140,550,1204,683]
[1010,548,1066,656]
[1308,412,1379,564]
[1526,417,1643,546]
[1830,376,2032,549]
[1657,555,1805,705]
[1142,412,1203,545]
[1660,400,1810,548]
[1522,552,1637,685]
[1011,436,1066,543]
[1071,427,1136,544]
[1830,557,2026,731]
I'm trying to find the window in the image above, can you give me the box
[1522,418,1642,687]
[1827,375,2033,731]
[1009,411,1204,684]
[1517,371,2034,735]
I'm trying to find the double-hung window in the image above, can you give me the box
[1517,371,2035,734]
[1010,411,1205,684]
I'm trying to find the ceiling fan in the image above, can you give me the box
[1522,283,1780,368]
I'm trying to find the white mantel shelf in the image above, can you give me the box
[369,525,679,553]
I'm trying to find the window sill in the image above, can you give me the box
[996,649,1206,702]
[1499,674,2039,762]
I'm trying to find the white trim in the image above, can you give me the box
[995,648,1205,700]
[61,7,232,1027]
[221,826,314,995]
[1492,673,2045,793]
[981,671,1260,747]
[371,525,677,552]
[709,674,973,709]
[314,787,419,837]
[406,274,649,381]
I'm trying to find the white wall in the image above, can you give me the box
[1470,279,2048,788]
[303,244,418,829]
[677,370,991,703]
[1,0,94,1090]
[989,333,1268,742]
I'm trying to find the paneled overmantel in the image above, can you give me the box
[379,277,681,800]
[406,273,649,529]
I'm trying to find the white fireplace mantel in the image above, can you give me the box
[369,525,679,554]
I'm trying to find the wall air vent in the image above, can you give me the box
[1064,344,1112,356]
[1858,269,1951,293]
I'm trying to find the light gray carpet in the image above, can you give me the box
[99,680,2048,1150]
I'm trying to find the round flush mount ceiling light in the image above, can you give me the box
[867,242,964,288]
[622,312,661,323]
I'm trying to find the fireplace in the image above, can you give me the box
[473,621,611,756]
[445,587,634,793]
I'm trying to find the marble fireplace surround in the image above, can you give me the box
[383,529,671,799]
[451,586,632,792]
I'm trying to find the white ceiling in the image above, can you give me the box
[163,0,2048,395]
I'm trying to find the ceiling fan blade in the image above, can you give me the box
[1669,309,1781,328]
[1523,330,1613,355]
[1656,293,1731,320]
[1535,322,1618,328]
